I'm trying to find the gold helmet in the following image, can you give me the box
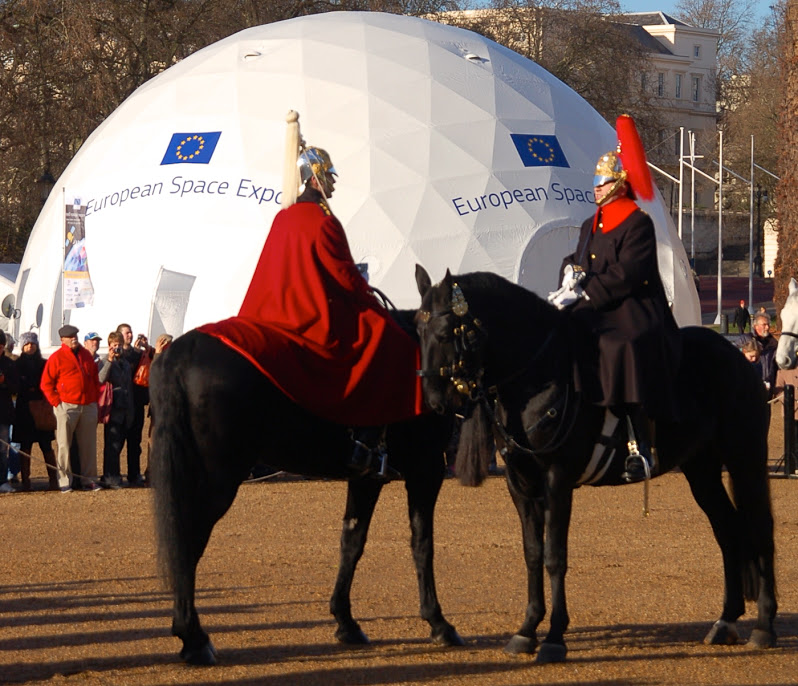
[593,149,628,206]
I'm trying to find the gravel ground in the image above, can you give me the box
[1,417,797,685]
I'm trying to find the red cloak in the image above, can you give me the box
[200,196,423,426]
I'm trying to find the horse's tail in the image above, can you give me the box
[150,345,200,593]
[723,397,775,603]
[455,400,495,487]
[729,468,774,602]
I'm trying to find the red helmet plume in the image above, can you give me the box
[616,114,654,202]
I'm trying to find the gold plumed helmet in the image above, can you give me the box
[281,110,338,208]
[298,147,337,185]
[593,149,628,206]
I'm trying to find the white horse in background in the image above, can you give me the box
[776,278,798,369]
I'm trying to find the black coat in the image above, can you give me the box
[733,305,751,331]
[12,352,48,443]
[562,199,681,420]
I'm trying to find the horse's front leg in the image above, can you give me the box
[330,477,383,644]
[537,468,573,664]
[405,468,464,646]
[504,464,546,656]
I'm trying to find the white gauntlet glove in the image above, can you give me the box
[549,283,585,310]
[547,264,588,309]
[560,264,575,289]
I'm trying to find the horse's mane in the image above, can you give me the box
[392,308,419,341]
[448,271,559,335]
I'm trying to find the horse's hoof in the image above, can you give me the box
[704,620,739,645]
[431,624,465,647]
[536,641,567,664]
[335,625,370,645]
[747,629,777,649]
[504,634,537,655]
[180,639,217,666]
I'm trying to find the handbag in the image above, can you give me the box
[29,398,57,432]
[133,352,151,387]
[97,382,113,424]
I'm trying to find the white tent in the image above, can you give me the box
[0,263,20,336]
[14,11,699,350]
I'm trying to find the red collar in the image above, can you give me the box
[591,196,639,233]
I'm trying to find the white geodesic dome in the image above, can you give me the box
[14,11,700,349]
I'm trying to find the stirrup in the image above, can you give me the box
[348,441,400,481]
[348,439,373,475]
[621,439,652,483]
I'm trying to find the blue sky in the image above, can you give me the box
[620,0,772,22]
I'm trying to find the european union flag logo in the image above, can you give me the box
[510,134,570,168]
[161,132,222,165]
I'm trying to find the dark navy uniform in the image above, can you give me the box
[562,195,681,422]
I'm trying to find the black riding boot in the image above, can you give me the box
[349,426,397,480]
[621,408,656,483]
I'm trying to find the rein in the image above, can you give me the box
[418,282,577,467]
[478,379,579,469]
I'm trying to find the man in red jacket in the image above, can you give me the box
[41,324,101,491]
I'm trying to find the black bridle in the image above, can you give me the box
[416,283,488,399]
[416,282,577,464]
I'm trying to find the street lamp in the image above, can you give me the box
[755,185,768,278]
[36,170,55,206]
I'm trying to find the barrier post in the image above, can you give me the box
[784,385,796,477]
[719,313,728,334]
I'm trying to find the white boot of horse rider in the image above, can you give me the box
[620,405,656,483]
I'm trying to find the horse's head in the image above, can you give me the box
[777,278,798,369]
[414,266,487,414]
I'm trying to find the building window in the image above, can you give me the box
[694,44,701,58]
[657,73,664,97]
[692,76,700,102]
[675,74,682,99]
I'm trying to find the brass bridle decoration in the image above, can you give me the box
[417,282,485,398]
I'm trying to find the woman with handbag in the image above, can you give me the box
[14,332,57,491]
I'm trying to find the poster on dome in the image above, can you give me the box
[63,194,94,309]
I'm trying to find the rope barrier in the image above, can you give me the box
[0,435,292,489]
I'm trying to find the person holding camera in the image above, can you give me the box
[98,331,134,489]
[115,323,151,487]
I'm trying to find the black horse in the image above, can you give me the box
[415,267,777,663]
[150,304,462,665]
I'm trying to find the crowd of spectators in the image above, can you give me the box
[0,325,172,493]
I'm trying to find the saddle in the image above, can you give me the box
[576,410,657,485]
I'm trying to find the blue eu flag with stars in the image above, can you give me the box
[510,134,570,168]
[161,132,222,165]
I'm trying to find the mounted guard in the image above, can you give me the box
[547,115,681,482]
[201,111,425,477]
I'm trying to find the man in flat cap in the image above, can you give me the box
[40,324,101,491]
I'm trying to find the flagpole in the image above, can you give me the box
[61,187,66,329]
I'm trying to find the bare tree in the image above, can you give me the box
[673,0,756,112]
[774,0,798,312]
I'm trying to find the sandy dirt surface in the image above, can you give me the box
[2,412,798,686]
